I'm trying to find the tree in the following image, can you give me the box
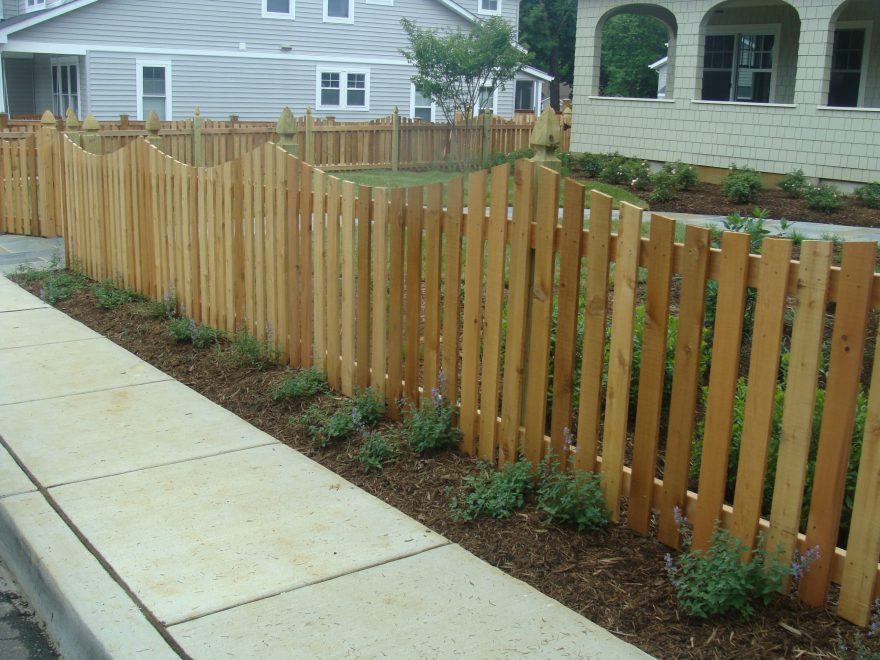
[518,0,576,111]
[400,16,531,126]
[600,15,668,98]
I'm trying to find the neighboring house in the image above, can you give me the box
[649,55,666,98]
[571,0,880,185]
[0,0,550,121]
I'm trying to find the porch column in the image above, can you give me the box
[794,7,838,107]
[0,53,7,114]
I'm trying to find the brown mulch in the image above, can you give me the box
[18,278,880,659]
[616,180,880,229]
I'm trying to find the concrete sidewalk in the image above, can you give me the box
[0,274,646,659]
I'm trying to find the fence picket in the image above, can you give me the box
[326,176,342,389]
[441,177,465,405]
[355,184,372,389]
[371,188,389,395]
[405,185,423,405]
[340,180,357,396]
[312,171,327,372]
[423,182,443,399]
[386,189,406,417]
[628,214,676,535]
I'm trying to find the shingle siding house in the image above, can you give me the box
[571,0,880,185]
[0,0,550,121]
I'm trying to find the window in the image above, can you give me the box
[478,0,500,15]
[25,0,45,12]
[476,86,495,115]
[263,0,294,19]
[323,0,353,22]
[411,85,435,121]
[828,26,868,107]
[317,68,369,110]
[136,61,172,120]
[514,80,535,111]
[51,59,80,118]
[701,29,777,103]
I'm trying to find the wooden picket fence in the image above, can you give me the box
[58,132,880,628]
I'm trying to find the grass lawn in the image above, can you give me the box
[335,168,647,211]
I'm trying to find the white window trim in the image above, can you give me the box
[474,86,498,116]
[322,0,353,23]
[25,0,46,13]
[513,79,537,113]
[833,21,871,108]
[262,0,295,20]
[316,66,370,112]
[410,83,436,122]
[136,59,172,121]
[365,0,392,5]
[703,24,780,104]
[50,55,81,117]
[477,0,501,16]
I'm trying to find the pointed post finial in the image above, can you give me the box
[40,109,57,126]
[276,106,299,156]
[65,107,80,130]
[194,106,201,117]
[145,111,161,134]
[82,114,101,131]
[529,107,562,171]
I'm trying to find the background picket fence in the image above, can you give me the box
[58,133,880,628]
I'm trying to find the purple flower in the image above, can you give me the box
[673,505,688,530]
[790,546,820,588]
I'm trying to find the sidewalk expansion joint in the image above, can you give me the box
[168,540,453,628]
[0,431,192,660]
[0,336,105,352]
[0,306,49,314]
[0,377,174,408]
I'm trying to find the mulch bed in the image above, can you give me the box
[16,277,880,659]
[591,179,880,229]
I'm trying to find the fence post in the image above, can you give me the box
[0,113,8,130]
[193,106,204,166]
[276,106,299,156]
[119,113,130,129]
[65,108,81,147]
[145,111,162,149]
[36,110,58,237]
[304,107,314,163]
[391,106,400,172]
[481,109,493,168]
[81,114,102,154]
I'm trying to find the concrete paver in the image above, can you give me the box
[0,307,99,350]
[0,338,170,406]
[0,447,34,499]
[49,444,448,625]
[171,543,647,658]
[0,277,47,313]
[1,380,278,487]
[0,493,176,659]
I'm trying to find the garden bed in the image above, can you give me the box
[12,273,880,660]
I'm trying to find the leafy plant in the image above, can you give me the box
[648,169,676,203]
[778,169,808,198]
[804,184,843,211]
[855,182,880,209]
[358,432,398,473]
[271,367,329,401]
[225,327,279,370]
[403,374,462,453]
[578,152,606,178]
[721,166,762,204]
[664,513,817,620]
[662,160,698,191]
[352,388,386,427]
[450,459,536,521]
[598,152,633,185]
[40,268,89,305]
[191,324,221,348]
[91,279,143,309]
[137,292,177,319]
[723,208,771,253]
[167,317,220,347]
[290,403,331,442]
[536,451,608,531]
[487,148,535,169]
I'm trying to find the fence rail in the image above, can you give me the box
[57,131,880,628]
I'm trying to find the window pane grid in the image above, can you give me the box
[320,70,367,109]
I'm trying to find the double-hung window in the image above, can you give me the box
[701,29,777,103]
[476,86,496,115]
[411,85,435,121]
[828,25,869,107]
[137,61,172,120]
[317,68,369,111]
[514,80,535,112]
[51,58,80,118]
[323,0,353,23]
[263,0,294,19]
[25,0,45,12]
[478,0,500,15]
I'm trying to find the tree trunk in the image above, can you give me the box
[549,46,561,111]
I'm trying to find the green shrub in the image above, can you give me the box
[450,459,536,521]
[324,404,356,443]
[486,148,535,169]
[290,403,331,442]
[723,208,771,253]
[271,367,329,401]
[665,521,804,620]
[39,267,89,305]
[598,152,632,185]
[662,161,699,191]
[226,327,279,370]
[855,182,880,209]
[358,432,398,473]
[578,152,606,178]
[536,457,607,531]
[91,280,143,309]
[137,292,177,320]
[191,324,221,348]
[403,388,462,453]
[777,169,808,198]
[804,184,843,211]
[167,317,195,343]
[352,388,386,427]
[721,166,763,204]
[648,169,677,203]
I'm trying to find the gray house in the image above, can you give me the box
[571,0,880,185]
[0,0,550,121]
